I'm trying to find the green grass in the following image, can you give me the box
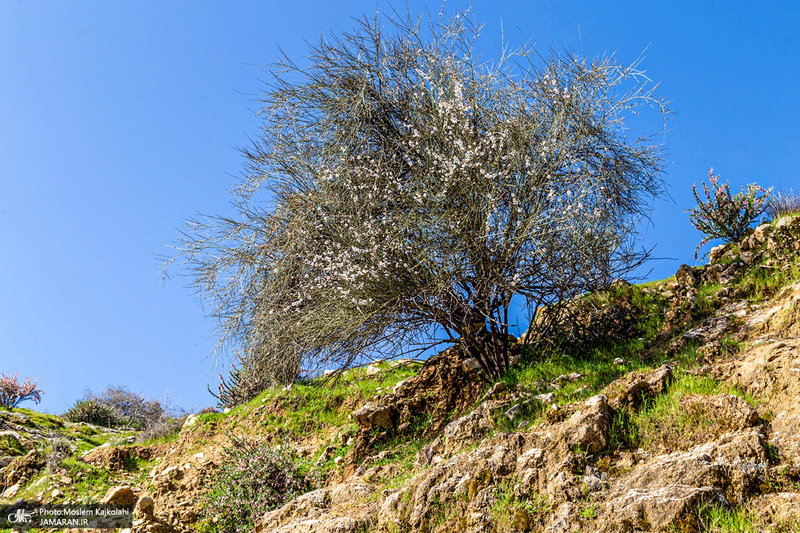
[489,478,551,533]
[682,501,760,533]
[2,456,115,506]
[606,369,758,454]
[234,361,421,436]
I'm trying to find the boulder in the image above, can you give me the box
[708,244,727,263]
[753,223,774,243]
[352,402,395,429]
[100,485,137,506]
[559,395,612,454]
[607,364,673,410]
[676,264,696,288]
[775,216,794,233]
[135,496,155,516]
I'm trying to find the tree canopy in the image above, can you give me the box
[166,8,667,397]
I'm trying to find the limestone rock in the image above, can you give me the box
[704,263,726,283]
[135,496,155,516]
[676,264,696,288]
[605,448,728,531]
[708,244,727,263]
[681,393,760,431]
[607,364,673,410]
[461,358,482,373]
[256,482,376,533]
[391,379,408,395]
[750,492,800,528]
[718,262,741,285]
[100,485,137,506]
[753,222,774,243]
[443,401,502,454]
[3,449,44,487]
[352,402,395,429]
[775,216,794,233]
[559,395,612,454]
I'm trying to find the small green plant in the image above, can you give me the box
[490,478,552,532]
[45,438,72,473]
[687,168,771,259]
[581,503,599,519]
[695,500,758,533]
[200,435,312,533]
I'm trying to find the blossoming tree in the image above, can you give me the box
[166,9,667,390]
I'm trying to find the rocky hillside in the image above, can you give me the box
[5,216,800,532]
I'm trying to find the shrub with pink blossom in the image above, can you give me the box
[687,168,772,259]
[0,372,43,409]
[200,436,311,533]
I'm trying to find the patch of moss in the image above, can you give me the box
[13,408,65,430]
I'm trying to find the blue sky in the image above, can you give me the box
[2,1,798,414]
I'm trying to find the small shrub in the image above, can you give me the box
[46,438,72,473]
[201,436,311,533]
[687,168,771,259]
[198,406,220,415]
[0,373,43,408]
[64,399,121,428]
[767,187,800,221]
[212,356,278,409]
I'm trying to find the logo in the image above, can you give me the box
[8,508,34,523]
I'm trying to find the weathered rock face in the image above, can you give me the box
[3,449,44,488]
[442,400,506,454]
[708,244,727,263]
[681,393,761,431]
[558,395,612,455]
[604,430,769,531]
[256,482,377,533]
[676,264,696,288]
[352,402,396,429]
[607,364,673,410]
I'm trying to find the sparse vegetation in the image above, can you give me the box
[490,480,551,532]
